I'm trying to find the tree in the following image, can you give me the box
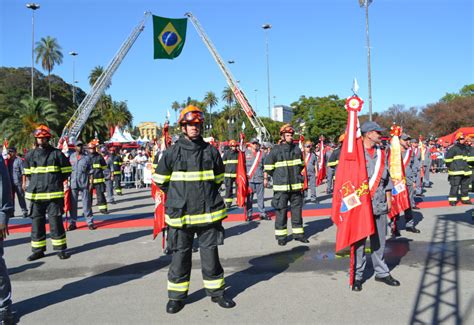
[1,97,59,149]
[203,91,218,132]
[35,36,63,101]
[171,101,180,124]
[291,95,347,142]
[440,83,474,103]
[222,86,235,106]
[88,66,108,88]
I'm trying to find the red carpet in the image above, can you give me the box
[8,198,472,234]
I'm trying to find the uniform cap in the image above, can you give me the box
[360,121,385,133]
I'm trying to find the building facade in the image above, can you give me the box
[137,122,159,140]
[272,105,293,123]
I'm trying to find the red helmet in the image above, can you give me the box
[178,105,204,125]
[33,125,52,138]
[228,140,238,147]
[279,124,295,135]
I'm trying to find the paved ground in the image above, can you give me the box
[5,173,474,324]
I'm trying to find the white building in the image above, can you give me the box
[272,105,293,123]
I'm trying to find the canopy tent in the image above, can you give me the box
[123,130,135,142]
[108,126,130,143]
[437,127,474,146]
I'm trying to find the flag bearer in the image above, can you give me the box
[154,105,235,314]
[352,121,400,291]
[23,125,71,261]
[245,138,269,221]
[264,124,309,246]
[222,140,238,208]
[303,140,317,203]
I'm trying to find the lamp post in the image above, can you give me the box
[359,0,374,120]
[262,23,272,118]
[69,51,78,105]
[254,89,258,113]
[227,118,235,140]
[26,3,40,100]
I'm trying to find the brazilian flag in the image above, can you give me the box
[153,15,187,59]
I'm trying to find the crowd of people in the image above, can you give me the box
[0,107,472,320]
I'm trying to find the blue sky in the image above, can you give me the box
[1,0,472,126]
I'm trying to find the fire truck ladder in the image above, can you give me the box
[61,12,151,144]
[185,12,271,141]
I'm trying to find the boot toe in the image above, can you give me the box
[166,300,185,314]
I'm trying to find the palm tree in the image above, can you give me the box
[171,101,180,124]
[35,36,63,101]
[203,91,218,128]
[88,65,109,88]
[222,86,235,106]
[1,97,59,149]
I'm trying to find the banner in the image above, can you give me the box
[153,15,187,59]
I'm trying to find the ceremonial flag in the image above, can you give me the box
[331,96,375,286]
[153,15,187,59]
[236,133,249,213]
[316,137,326,186]
[152,121,170,244]
[2,139,8,161]
[299,135,308,191]
[388,125,410,219]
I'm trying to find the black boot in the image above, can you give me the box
[295,237,310,243]
[57,251,71,260]
[211,295,236,308]
[166,300,185,314]
[277,238,287,246]
[27,251,45,261]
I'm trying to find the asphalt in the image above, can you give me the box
[4,172,474,324]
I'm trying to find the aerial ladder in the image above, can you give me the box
[185,12,272,141]
[61,12,151,144]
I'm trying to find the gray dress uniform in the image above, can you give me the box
[8,156,28,217]
[304,151,317,202]
[422,144,432,187]
[0,156,13,321]
[400,147,417,228]
[69,152,93,226]
[104,154,115,203]
[412,146,423,195]
[354,146,393,281]
[245,149,267,218]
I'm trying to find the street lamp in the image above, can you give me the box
[69,51,78,105]
[26,3,40,100]
[227,118,235,140]
[359,0,374,120]
[262,23,272,118]
[254,89,258,113]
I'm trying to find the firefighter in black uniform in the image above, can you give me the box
[22,125,71,261]
[222,139,238,208]
[110,147,123,195]
[88,142,109,214]
[445,132,472,205]
[264,124,309,246]
[326,134,344,193]
[154,105,235,314]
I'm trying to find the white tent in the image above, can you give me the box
[141,135,150,143]
[108,126,129,143]
[123,130,135,142]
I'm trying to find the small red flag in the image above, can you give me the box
[236,133,249,211]
[331,96,375,286]
[316,138,326,186]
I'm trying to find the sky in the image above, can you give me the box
[1,0,473,127]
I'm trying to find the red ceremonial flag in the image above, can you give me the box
[331,96,375,286]
[152,121,170,243]
[316,138,326,185]
[2,139,9,166]
[388,125,410,219]
[299,135,308,191]
[236,133,249,212]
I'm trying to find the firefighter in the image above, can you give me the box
[22,125,71,261]
[87,142,109,214]
[445,132,472,205]
[103,147,116,205]
[109,147,123,196]
[7,147,29,218]
[326,134,344,195]
[245,138,269,221]
[222,140,238,208]
[391,133,421,236]
[303,140,317,203]
[264,124,309,246]
[68,141,96,230]
[353,121,400,291]
[411,139,423,197]
[154,105,235,314]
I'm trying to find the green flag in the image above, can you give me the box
[153,15,187,59]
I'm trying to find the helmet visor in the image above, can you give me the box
[182,111,204,124]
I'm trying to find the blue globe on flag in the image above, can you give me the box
[161,31,178,46]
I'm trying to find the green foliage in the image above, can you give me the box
[35,36,63,100]
[440,83,474,103]
[291,95,347,142]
